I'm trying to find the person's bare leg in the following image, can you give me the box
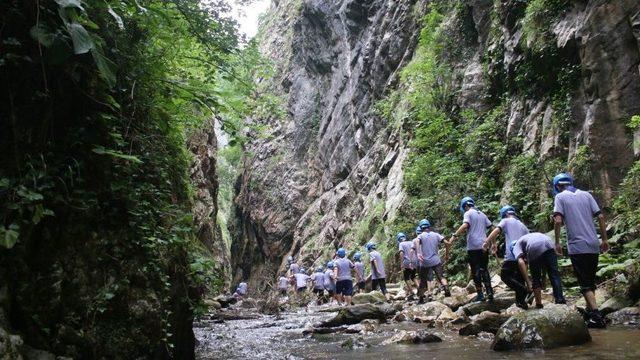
[583,290,597,310]
[534,288,542,307]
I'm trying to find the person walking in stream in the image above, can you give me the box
[277,273,290,297]
[287,256,300,276]
[366,242,389,300]
[292,268,310,293]
[483,205,533,309]
[397,232,417,300]
[447,197,494,303]
[324,261,338,304]
[552,173,609,328]
[333,248,355,305]
[353,252,366,293]
[311,266,326,303]
[512,232,567,309]
[414,219,451,303]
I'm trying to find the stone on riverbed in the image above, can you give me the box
[318,304,396,327]
[352,291,386,305]
[381,330,442,345]
[607,306,640,326]
[341,337,370,349]
[459,295,514,316]
[402,301,450,321]
[203,299,222,310]
[599,296,633,316]
[214,295,237,308]
[492,304,591,351]
[459,311,510,336]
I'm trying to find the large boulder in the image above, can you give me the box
[352,291,387,305]
[381,330,442,345]
[214,294,237,308]
[402,301,450,321]
[318,304,396,327]
[459,296,514,316]
[600,296,633,316]
[459,311,510,336]
[607,306,640,326]
[442,293,469,311]
[492,304,591,351]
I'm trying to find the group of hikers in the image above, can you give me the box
[258,172,609,329]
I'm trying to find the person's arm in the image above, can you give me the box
[332,266,338,280]
[483,227,501,251]
[597,213,609,253]
[517,257,532,291]
[553,214,564,256]
[447,223,469,245]
[371,259,380,278]
[413,238,424,263]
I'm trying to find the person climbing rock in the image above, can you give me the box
[366,242,389,300]
[333,248,355,305]
[234,282,248,299]
[397,232,417,300]
[483,205,532,309]
[311,266,326,303]
[277,273,290,297]
[292,268,310,293]
[353,252,366,293]
[447,197,494,303]
[414,219,451,304]
[552,172,609,328]
[512,232,567,309]
[324,261,337,304]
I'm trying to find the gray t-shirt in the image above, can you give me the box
[324,269,336,290]
[398,240,416,268]
[354,261,365,282]
[369,250,386,279]
[311,272,325,289]
[416,231,445,267]
[512,232,554,262]
[463,209,491,250]
[277,276,289,291]
[294,273,309,289]
[237,282,248,295]
[289,263,300,274]
[334,258,355,281]
[553,189,601,254]
[497,217,530,261]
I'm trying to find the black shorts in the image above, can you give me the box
[326,289,335,296]
[570,253,599,293]
[403,268,417,281]
[313,288,324,296]
[297,286,307,293]
[335,280,353,296]
[279,289,287,296]
[372,278,387,294]
[417,266,434,282]
[357,281,366,290]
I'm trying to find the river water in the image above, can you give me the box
[194,305,640,359]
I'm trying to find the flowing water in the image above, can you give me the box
[195,305,640,360]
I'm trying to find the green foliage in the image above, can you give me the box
[612,160,640,235]
[521,0,570,52]
[628,115,640,130]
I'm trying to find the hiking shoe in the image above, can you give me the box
[555,299,567,305]
[525,291,535,305]
[418,296,425,304]
[473,293,485,302]
[444,289,451,297]
[515,301,529,310]
[535,304,544,309]
[587,310,607,329]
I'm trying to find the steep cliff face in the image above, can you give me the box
[232,0,640,285]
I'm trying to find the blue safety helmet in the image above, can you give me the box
[353,251,362,261]
[418,219,431,229]
[396,232,407,243]
[337,248,346,258]
[287,255,294,263]
[415,226,422,235]
[460,197,475,214]
[327,261,334,269]
[366,242,376,252]
[499,205,516,219]
[316,266,323,273]
[300,268,306,275]
[552,172,574,195]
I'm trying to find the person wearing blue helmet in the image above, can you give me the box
[552,172,609,328]
[311,266,326,303]
[333,248,355,305]
[353,252,366,293]
[324,261,337,304]
[414,219,451,303]
[397,232,417,300]
[291,268,310,293]
[277,272,290,296]
[366,242,388,300]
[288,256,300,276]
[483,205,533,309]
[447,196,494,302]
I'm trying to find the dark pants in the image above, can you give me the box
[372,278,387,295]
[530,249,565,303]
[570,253,599,294]
[500,260,528,303]
[468,250,493,297]
[418,264,447,298]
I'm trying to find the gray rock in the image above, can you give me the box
[459,311,510,336]
[607,306,640,327]
[492,304,591,351]
[319,304,395,327]
[401,301,450,321]
[381,330,442,345]
[600,296,633,316]
[459,297,514,316]
[352,291,386,305]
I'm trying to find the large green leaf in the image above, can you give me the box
[30,24,55,47]
[91,47,116,87]
[66,23,93,54]
[93,147,143,164]
[108,6,124,30]
[0,224,20,250]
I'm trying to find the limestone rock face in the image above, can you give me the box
[492,304,591,351]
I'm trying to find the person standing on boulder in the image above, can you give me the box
[397,232,417,300]
[277,273,290,297]
[447,197,494,303]
[366,242,389,300]
[333,248,355,305]
[512,232,567,309]
[311,266,326,303]
[414,219,451,304]
[552,173,609,328]
[353,252,366,293]
[483,205,532,309]
[324,261,338,304]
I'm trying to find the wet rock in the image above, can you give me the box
[576,289,608,309]
[381,330,442,345]
[459,311,510,336]
[204,299,222,310]
[393,313,407,322]
[437,307,457,322]
[607,306,640,326]
[0,327,24,360]
[341,337,369,349]
[459,296,514,316]
[504,304,525,316]
[303,326,348,335]
[465,281,477,294]
[214,295,237,308]
[345,321,376,334]
[477,332,495,342]
[318,304,395,327]
[600,296,633,316]
[442,293,469,311]
[352,291,386,305]
[492,304,591,351]
[402,301,450,321]
[414,316,437,326]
